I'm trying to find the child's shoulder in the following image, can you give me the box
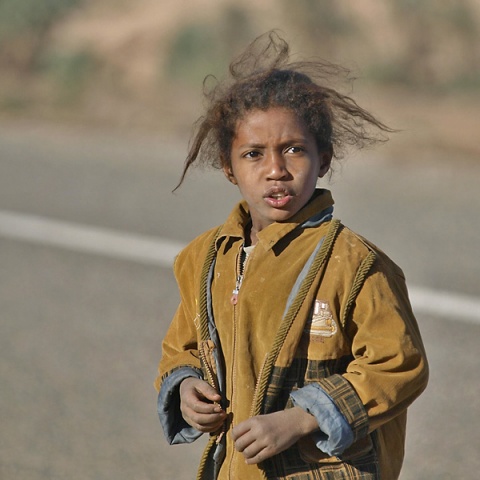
[335,222,377,255]
[335,221,405,279]
[174,225,222,269]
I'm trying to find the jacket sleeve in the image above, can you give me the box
[157,366,204,444]
[290,383,355,456]
[291,252,428,455]
[154,247,204,444]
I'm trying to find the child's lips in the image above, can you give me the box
[264,187,294,208]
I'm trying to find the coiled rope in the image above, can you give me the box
[341,250,376,328]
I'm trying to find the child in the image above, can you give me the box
[155,31,428,480]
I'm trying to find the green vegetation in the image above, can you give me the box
[0,0,79,34]
[168,0,480,93]
[165,6,253,85]
[0,0,83,72]
[0,0,478,122]
[389,0,479,89]
[166,24,221,85]
[39,49,97,103]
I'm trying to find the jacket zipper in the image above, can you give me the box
[230,246,247,305]
[228,244,250,478]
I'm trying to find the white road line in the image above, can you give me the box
[0,210,184,267]
[1,210,479,325]
[408,287,480,325]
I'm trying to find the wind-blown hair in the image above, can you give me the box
[176,31,393,188]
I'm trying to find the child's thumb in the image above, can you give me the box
[197,381,221,401]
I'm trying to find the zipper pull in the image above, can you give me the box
[230,275,242,305]
[215,430,225,444]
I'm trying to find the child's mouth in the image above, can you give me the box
[264,188,293,208]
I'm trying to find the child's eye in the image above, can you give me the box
[285,146,304,154]
[244,150,261,159]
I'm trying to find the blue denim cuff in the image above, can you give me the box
[290,383,354,456]
[157,366,203,444]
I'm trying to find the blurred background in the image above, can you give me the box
[1,0,479,144]
[1,1,479,479]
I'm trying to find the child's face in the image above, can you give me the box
[225,107,331,234]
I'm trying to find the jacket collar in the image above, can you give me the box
[216,189,335,251]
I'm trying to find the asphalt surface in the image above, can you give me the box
[1,121,479,480]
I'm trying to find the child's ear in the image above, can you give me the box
[223,165,238,185]
[318,148,333,178]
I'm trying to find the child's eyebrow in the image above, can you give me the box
[237,142,264,149]
[237,137,309,149]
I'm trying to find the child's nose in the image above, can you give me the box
[266,152,288,179]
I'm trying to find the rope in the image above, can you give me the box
[196,227,222,480]
[251,219,341,417]
[196,435,216,480]
[198,226,223,341]
[341,250,376,328]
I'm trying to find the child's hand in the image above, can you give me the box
[179,377,226,433]
[231,407,319,464]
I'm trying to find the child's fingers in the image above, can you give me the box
[232,425,269,464]
[187,397,223,414]
[184,410,226,433]
[179,377,225,431]
[244,447,270,465]
[231,419,251,441]
[232,429,254,452]
[195,381,222,403]
[180,378,221,405]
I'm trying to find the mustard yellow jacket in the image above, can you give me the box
[155,189,428,480]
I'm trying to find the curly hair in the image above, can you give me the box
[175,31,393,188]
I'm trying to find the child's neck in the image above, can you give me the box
[245,221,258,247]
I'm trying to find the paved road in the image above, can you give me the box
[1,121,479,479]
